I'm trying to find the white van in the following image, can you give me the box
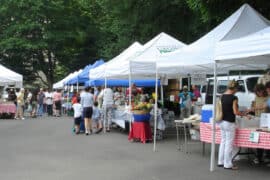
[202,75,262,110]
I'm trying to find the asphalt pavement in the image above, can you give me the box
[0,115,269,180]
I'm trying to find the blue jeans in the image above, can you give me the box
[37,104,44,116]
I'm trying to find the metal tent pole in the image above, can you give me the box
[153,63,158,152]
[210,62,217,171]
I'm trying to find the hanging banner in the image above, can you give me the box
[191,73,207,85]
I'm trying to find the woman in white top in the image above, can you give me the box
[80,87,94,135]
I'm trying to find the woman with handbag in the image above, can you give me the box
[218,80,245,170]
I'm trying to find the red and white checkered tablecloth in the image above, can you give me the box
[200,122,270,150]
[0,103,16,114]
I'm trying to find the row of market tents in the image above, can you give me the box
[53,3,270,171]
[54,3,270,90]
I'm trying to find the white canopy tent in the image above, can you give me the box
[104,32,186,79]
[155,4,270,171]
[89,42,143,80]
[100,32,186,150]
[53,70,82,89]
[157,4,270,75]
[89,32,186,150]
[0,64,23,88]
[210,26,270,171]
[215,27,270,64]
[132,32,186,62]
[90,32,186,80]
[125,33,186,151]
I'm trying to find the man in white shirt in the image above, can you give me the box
[45,89,53,116]
[99,87,114,132]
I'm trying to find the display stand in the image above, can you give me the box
[175,120,190,153]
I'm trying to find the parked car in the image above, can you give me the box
[201,75,262,110]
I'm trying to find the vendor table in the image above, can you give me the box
[112,109,130,129]
[175,120,189,153]
[200,122,270,150]
[128,122,152,143]
[0,103,16,114]
[0,103,16,113]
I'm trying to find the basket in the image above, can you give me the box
[132,110,149,114]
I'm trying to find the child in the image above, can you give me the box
[92,101,103,134]
[72,97,83,134]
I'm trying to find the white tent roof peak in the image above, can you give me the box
[89,41,143,79]
[53,69,82,89]
[141,32,186,54]
[111,41,142,61]
[222,3,270,40]
[191,3,270,47]
[157,3,270,76]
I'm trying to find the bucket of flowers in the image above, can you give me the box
[132,102,153,122]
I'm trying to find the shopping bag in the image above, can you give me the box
[27,104,32,112]
[215,98,223,121]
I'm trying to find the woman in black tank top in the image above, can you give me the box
[218,80,244,170]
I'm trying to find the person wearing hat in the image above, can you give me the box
[178,85,194,119]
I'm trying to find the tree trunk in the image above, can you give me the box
[47,50,54,90]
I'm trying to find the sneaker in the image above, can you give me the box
[85,132,89,136]
[21,117,25,120]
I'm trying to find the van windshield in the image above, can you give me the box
[217,80,228,93]
[246,77,259,92]
[208,80,229,94]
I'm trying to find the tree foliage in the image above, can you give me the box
[0,0,269,88]
[0,0,100,88]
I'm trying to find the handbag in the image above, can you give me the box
[215,96,223,121]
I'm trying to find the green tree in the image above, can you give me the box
[1,0,269,88]
[0,0,100,88]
